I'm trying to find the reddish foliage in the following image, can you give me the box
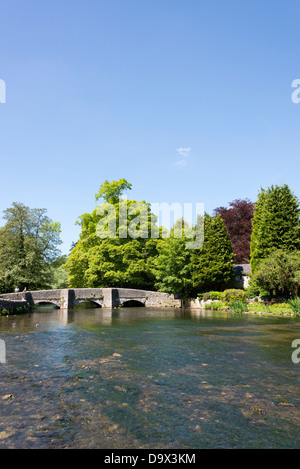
[214,199,254,264]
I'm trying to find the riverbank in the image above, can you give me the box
[0,292,297,317]
[204,301,296,317]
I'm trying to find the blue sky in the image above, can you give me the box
[0,0,300,254]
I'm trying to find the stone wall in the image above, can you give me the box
[0,298,29,314]
[182,298,202,309]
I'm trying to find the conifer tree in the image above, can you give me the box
[191,214,235,292]
[250,185,300,272]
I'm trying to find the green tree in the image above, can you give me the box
[191,214,235,292]
[95,178,132,204]
[49,255,68,289]
[249,249,300,298]
[0,202,62,292]
[250,185,300,272]
[65,179,159,290]
[153,219,195,304]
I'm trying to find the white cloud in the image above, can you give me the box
[174,146,191,166]
[176,147,191,158]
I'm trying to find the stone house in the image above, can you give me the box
[234,264,251,289]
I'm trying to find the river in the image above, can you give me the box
[0,306,299,449]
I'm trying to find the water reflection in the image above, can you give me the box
[0,307,300,448]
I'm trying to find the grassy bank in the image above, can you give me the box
[204,300,296,316]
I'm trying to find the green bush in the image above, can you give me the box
[204,301,227,310]
[222,289,246,304]
[229,300,248,313]
[199,291,222,301]
[209,291,222,300]
[250,250,300,299]
[246,283,259,299]
[289,297,300,316]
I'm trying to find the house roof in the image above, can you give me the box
[234,264,251,275]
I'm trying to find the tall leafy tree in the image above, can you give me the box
[250,185,300,272]
[65,179,159,290]
[0,202,62,292]
[214,198,254,264]
[153,219,195,304]
[191,214,235,292]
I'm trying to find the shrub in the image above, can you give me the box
[209,291,222,300]
[203,292,210,302]
[204,301,227,310]
[250,250,300,299]
[199,291,222,301]
[229,300,248,313]
[221,289,247,304]
[246,283,259,299]
[289,297,300,317]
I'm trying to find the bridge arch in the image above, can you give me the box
[121,300,145,308]
[33,300,60,309]
[74,299,102,308]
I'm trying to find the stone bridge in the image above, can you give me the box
[0,288,181,310]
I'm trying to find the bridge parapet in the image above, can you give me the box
[0,288,181,309]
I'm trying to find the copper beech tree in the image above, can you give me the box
[214,198,254,264]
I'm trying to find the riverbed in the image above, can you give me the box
[0,307,300,449]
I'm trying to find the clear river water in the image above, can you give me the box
[0,306,300,449]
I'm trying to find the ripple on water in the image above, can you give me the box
[0,308,300,448]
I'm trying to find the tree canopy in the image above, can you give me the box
[66,180,237,296]
[249,250,300,299]
[191,214,235,292]
[2,180,300,301]
[0,202,62,292]
[214,198,254,264]
[65,179,159,290]
[153,219,195,302]
[250,185,300,272]
[95,178,132,204]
